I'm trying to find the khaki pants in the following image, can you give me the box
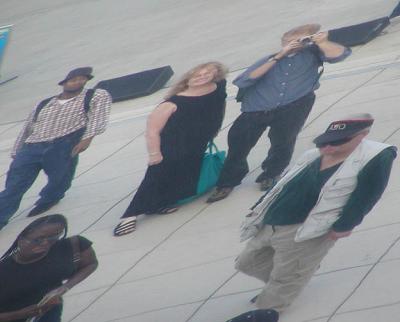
[235,224,335,312]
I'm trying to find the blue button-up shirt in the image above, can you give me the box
[234,46,352,112]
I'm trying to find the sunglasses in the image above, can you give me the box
[316,136,353,148]
[25,234,63,246]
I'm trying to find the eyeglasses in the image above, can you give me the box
[25,234,63,246]
[316,137,353,148]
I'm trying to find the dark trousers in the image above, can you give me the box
[217,93,315,188]
[0,129,83,228]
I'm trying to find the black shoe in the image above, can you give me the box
[255,172,267,183]
[259,177,279,191]
[28,201,59,217]
[206,187,234,203]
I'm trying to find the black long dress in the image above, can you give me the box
[123,80,227,217]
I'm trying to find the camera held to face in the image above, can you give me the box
[299,36,314,47]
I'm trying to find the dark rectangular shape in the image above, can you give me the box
[95,65,174,102]
[390,2,400,18]
[328,17,390,47]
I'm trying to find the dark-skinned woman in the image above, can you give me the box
[0,214,98,322]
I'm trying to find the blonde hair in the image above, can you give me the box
[165,62,228,99]
[282,24,321,40]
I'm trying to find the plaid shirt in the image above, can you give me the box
[12,88,112,156]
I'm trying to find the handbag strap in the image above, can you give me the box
[33,89,95,122]
[207,140,219,154]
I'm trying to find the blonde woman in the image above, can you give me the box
[114,62,228,236]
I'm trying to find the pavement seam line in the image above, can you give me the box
[331,298,400,316]
[74,131,145,179]
[68,203,212,321]
[305,68,385,128]
[67,254,400,299]
[105,300,204,322]
[325,234,400,322]
[78,188,137,234]
[147,262,400,322]
[302,298,400,322]
[184,271,239,322]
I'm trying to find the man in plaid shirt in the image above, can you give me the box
[0,67,112,228]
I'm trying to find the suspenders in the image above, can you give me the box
[33,89,95,122]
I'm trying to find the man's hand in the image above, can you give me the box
[311,31,329,45]
[71,137,93,157]
[327,230,352,241]
[276,40,303,59]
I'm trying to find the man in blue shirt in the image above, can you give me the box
[207,24,351,203]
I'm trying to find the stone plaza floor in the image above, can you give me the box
[0,1,400,321]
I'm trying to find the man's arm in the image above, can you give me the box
[330,147,397,238]
[233,40,304,88]
[11,110,35,157]
[312,32,352,63]
[81,89,112,139]
[233,56,274,89]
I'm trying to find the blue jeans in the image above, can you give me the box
[0,129,84,228]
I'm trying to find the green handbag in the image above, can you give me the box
[178,141,226,204]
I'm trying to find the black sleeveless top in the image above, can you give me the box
[0,236,92,321]
[160,80,227,160]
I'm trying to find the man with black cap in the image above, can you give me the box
[236,113,396,312]
[0,67,112,228]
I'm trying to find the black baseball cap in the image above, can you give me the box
[313,114,374,146]
[58,67,94,85]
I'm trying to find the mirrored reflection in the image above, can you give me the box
[0,1,399,322]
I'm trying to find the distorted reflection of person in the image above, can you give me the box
[0,214,98,322]
[236,114,396,313]
[207,24,351,203]
[0,67,112,230]
[114,62,228,236]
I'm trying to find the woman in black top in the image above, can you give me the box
[114,62,228,236]
[0,214,98,322]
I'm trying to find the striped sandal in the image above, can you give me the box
[113,217,137,236]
